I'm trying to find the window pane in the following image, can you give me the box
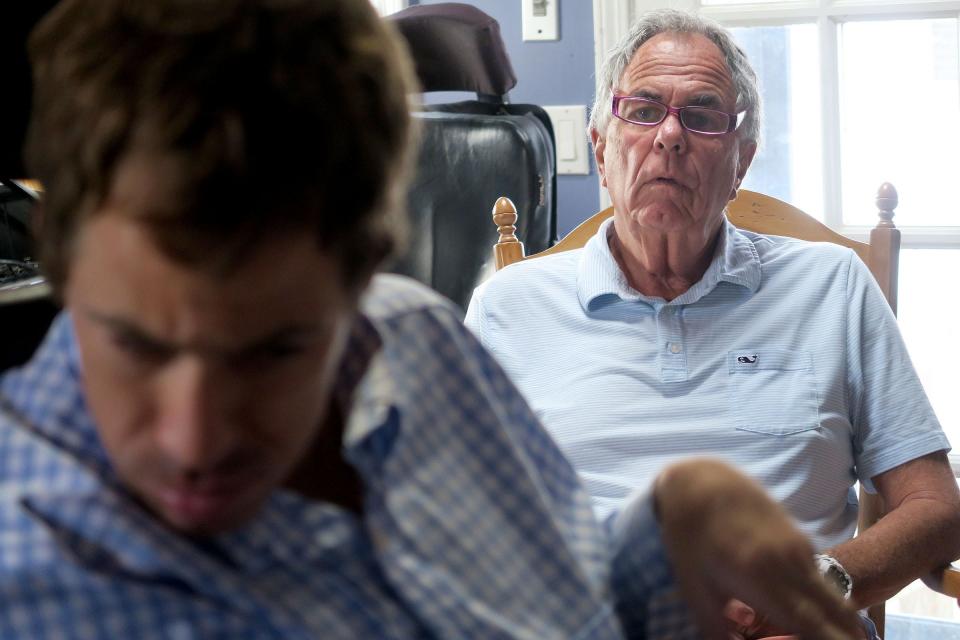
[731,24,823,219]
[369,0,403,15]
[897,249,960,448]
[887,249,960,624]
[839,19,960,226]
[887,576,960,624]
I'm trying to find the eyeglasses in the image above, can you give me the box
[611,95,745,135]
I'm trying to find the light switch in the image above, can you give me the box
[543,105,589,175]
[522,0,558,41]
[557,121,577,161]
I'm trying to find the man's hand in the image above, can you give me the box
[653,459,864,640]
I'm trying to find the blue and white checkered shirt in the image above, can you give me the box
[0,275,695,639]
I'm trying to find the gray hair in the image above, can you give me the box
[589,9,762,145]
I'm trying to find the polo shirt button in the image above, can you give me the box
[669,342,682,354]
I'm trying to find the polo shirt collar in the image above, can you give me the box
[577,216,761,310]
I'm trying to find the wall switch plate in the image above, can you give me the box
[543,105,589,175]
[522,0,558,41]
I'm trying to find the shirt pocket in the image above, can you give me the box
[728,348,821,436]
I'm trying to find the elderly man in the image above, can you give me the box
[0,1,864,639]
[467,7,960,622]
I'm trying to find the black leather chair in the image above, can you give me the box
[386,3,556,312]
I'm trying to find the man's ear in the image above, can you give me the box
[730,140,758,199]
[590,127,608,187]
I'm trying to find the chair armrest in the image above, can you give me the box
[921,564,960,597]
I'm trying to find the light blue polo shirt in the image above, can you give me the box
[466,218,950,551]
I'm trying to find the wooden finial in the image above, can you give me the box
[493,197,519,242]
[492,196,525,270]
[869,182,901,316]
[875,182,898,228]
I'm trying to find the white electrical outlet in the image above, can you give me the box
[522,0,558,41]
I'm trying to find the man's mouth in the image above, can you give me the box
[651,176,681,186]
[155,474,256,527]
[159,487,233,523]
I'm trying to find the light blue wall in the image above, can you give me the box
[410,0,600,236]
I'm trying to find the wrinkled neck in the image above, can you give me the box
[609,223,721,301]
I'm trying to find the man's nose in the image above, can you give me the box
[155,357,236,475]
[654,111,687,153]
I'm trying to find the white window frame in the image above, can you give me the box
[592,0,960,248]
[370,0,407,16]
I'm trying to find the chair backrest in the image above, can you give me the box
[384,3,556,312]
[494,185,900,316]
[492,183,901,633]
[388,2,517,102]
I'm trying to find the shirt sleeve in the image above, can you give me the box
[463,282,485,339]
[843,252,951,489]
[607,493,699,640]
[356,300,626,639]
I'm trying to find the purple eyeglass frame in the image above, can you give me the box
[611,95,746,135]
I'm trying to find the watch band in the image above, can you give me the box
[814,553,853,599]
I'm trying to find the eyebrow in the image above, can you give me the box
[631,89,662,102]
[688,94,723,108]
[625,90,725,109]
[86,310,321,357]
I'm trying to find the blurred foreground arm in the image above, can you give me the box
[610,459,863,640]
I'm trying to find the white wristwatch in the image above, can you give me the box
[814,553,853,599]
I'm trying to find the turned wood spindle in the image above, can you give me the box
[492,196,525,269]
[869,181,900,316]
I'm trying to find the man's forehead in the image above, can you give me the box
[618,31,735,97]
[84,307,331,357]
[67,213,349,351]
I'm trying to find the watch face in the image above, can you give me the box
[816,554,852,599]
[826,566,844,590]
[826,566,852,598]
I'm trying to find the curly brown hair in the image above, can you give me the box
[26,0,418,295]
